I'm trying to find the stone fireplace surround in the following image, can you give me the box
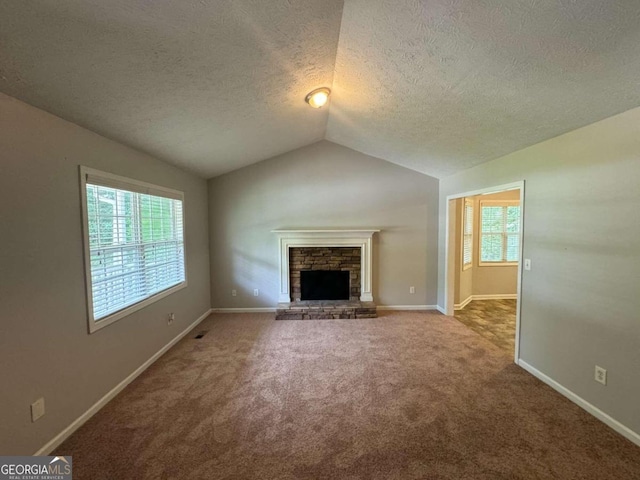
[290,246,361,301]
[272,229,379,320]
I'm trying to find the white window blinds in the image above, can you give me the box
[480,202,520,263]
[81,168,186,329]
[463,199,473,267]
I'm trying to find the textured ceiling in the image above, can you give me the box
[327,0,640,177]
[2,1,640,178]
[0,0,343,178]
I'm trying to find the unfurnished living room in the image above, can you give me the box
[1,0,639,478]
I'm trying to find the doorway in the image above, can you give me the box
[444,182,525,363]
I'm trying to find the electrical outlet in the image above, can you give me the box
[167,313,175,325]
[253,289,259,297]
[409,286,415,294]
[231,289,237,297]
[31,397,45,422]
[595,365,607,385]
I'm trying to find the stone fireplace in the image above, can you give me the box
[272,229,379,320]
[290,246,361,301]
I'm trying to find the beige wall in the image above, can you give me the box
[438,106,640,436]
[0,93,211,455]
[452,199,473,304]
[208,141,439,308]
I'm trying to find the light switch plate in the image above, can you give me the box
[31,397,45,422]
[524,259,531,271]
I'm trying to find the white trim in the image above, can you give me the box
[471,294,517,300]
[444,183,523,201]
[90,284,188,333]
[454,296,473,310]
[81,166,184,199]
[211,307,276,313]
[454,294,517,310]
[377,305,438,311]
[477,262,519,267]
[34,308,212,455]
[518,360,640,448]
[79,166,188,333]
[479,200,520,205]
[436,305,447,314]
[271,229,379,303]
[443,181,525,364]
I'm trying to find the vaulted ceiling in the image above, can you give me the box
[2,0,640,178]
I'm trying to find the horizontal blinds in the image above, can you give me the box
[480,203,520,263]
[463,199,473,266]
[85,173,183,201]
[85,178,185,321]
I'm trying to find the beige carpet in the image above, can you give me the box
[57,312,640,479]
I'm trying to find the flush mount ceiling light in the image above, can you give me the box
[305,87,331,108]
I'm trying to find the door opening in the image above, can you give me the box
[444,182,525,363]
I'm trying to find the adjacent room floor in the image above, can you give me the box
[454,299,517,353]
[56,311,640,479]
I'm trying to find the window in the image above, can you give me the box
[462,198,473,269]
[80,167,186,332]
[480,201,520,264]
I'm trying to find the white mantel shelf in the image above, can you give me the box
[272,229,380,303]
[271,229,380,235]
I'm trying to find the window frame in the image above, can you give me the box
[79,166,188,333]
[462,198,473,270]
[478,200,520,267]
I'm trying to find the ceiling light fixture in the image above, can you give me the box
[305,87,331,108]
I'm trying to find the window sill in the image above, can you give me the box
[478,262,518,267]
[88,281,187,334]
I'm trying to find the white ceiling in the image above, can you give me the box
[2,1,640,178]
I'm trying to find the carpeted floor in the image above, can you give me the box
[455,299,517,353]
[56,312,640,479]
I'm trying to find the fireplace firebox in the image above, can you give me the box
[301,270,350,301]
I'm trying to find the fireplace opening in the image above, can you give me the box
[300,270,350,301]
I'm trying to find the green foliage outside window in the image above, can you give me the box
[480,204,520,263]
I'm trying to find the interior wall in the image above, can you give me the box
[452,198,462,302]
[452,198,472,305]
[438,106,640,436]
[0,93,211,455]
[208,140,439,308]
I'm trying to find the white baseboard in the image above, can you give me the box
[454,294,517,310]
[454,296,473,310]
[35,308,212,455]
[518,360,640,448]
[211,307,276,313]
[436,305,447,314]
[377,305,438,311]
[471,294,517,300]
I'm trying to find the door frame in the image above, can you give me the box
[443,181,525,363]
